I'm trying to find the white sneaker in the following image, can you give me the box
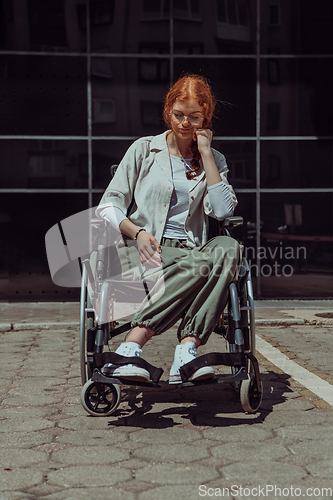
[102,342,150,382]
[169,341,215,384]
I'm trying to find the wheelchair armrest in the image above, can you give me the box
[222,216,244,229]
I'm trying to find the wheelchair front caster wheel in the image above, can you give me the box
[81,380,121,417]
[240,376,263,414]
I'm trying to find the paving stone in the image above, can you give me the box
[138,484,198,500]
[0,431,53,449]
[57,416,120,431]
[129,427,202,444]
[38,487,136,500]
[0,469,44,491]
[0,418,54,433]
[1,394,63,406]
[268,398,315,411]
[1,448,49,468]
[133,443,209,463]
[55,429,128,446]
[221,460,307,483]
[47,465,132,487]
[135,463,219,485]
[211,441,290,461]
[202,425,273,442]
[276,424,333,441]
[306,460,333,479]
[262,410,330,427]
[51,445,130,465]
[0,406,58,419]
[287,438,333,461]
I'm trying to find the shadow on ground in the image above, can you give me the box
[105,371,291,429]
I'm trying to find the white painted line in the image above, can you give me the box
[256,335,333,406]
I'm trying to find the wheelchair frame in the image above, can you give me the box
[79,216,263,417]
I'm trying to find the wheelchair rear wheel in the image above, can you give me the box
[81,380,121,417]
[79,267,95,385]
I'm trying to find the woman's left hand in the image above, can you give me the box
[194,129,213,155]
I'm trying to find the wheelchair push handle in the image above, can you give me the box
[222,216,244,229]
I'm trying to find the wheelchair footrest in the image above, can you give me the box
[93,352,164,384]
[179,351,246,383]
[91,368,161,388]
[180,367,248,388]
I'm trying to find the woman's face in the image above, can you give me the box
[170,99,205,141]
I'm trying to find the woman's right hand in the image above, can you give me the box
[136,231,162,267]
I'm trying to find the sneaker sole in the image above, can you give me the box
[169,367,215,384]
[102,366,150,383]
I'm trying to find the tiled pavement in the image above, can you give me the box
[0,301,333,499]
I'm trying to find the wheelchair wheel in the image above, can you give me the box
[240,375,263,413]
[81,380,121,417]
[246,275,256,355]
[79,267,94,385]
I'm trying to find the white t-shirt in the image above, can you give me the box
[100,154,234,238]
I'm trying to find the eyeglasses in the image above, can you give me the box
[170,111,204,125]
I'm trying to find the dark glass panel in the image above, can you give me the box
[261,140,333,189]
[174,58,256,136]
[0,55,87,135]
[92,139,134,189]
[0,194,88,301]
[0,140,88,189]
[260,193,333,298]
[91,58,167,136]
[212,139,256,189]
[0,0,87,52]
[261,59,333,136]
[261,0,333,55]
[174,0,256,55]
[91,0,170,53]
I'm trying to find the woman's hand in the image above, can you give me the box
[136,231,162,267]
[194,128,213,155]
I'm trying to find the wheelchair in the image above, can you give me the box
[78,215,263,417]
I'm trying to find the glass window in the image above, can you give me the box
[174,58,256,136]
[212,140,256,189]
[90,0,170,53]
[141,101,164,128]
[261,59,333,136]
[92,140,134,189]
[261,0,333,55]
[0,140,88,189]
[173,0,255,54]
[0,55,87,135]
[0,0,87,52]
[260,193,333,298]
[261,140,333,189]
[173,0,201,20]
[142,0,170,19]
[0,194,88,301]
[91,58,167,136]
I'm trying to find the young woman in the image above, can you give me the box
[96,74,240,384]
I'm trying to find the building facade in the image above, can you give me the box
[0,0,332,300]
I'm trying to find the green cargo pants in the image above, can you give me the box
[117,235,240,346]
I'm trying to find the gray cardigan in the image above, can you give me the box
[96,131,237,249]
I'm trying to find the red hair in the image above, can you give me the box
[163,74,216,130]
[163,74,216,179]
